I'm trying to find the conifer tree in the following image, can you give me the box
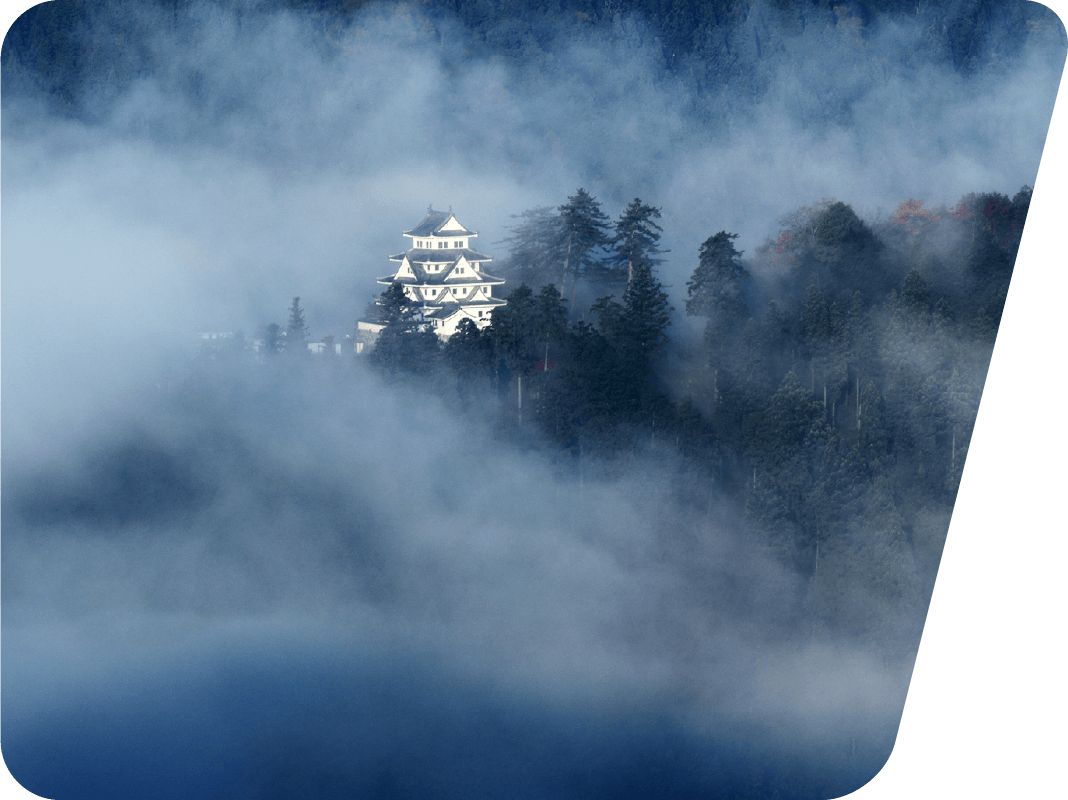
[592,259,672,397]
[606,198,666,289]
[686,231,748,323]
[557,188,612,307]
[443,318,494,390]
[900,269,931,315]
[490,283,568,375]
[285,297,308,354]
[620,261,672,369]
[369,283,439,375]
[810,202,886,299]
[687,232,749,377]
[497,206,567,288]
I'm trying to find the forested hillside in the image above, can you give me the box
[5,0,1064,125]
[220,183,1031,654]
[6,0,1053,650]
[4,0,1063,792]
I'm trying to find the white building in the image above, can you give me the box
[377,207,506,339]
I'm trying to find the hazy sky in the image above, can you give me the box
[2,2,1065,798]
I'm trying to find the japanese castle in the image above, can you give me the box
[378,207,506,338]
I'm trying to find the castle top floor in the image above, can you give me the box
[403,208,477,250]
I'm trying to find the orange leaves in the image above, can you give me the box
[891,199,941,235]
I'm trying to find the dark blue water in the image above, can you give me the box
[3,627,895,800]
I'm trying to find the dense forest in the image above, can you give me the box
[218,183,1029,655]
[5,0,1065,126]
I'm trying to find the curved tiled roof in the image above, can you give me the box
[378,271,505,285]
[403,209,476,238]
[423,298,507,319]
[389,248,492,263]
[379,254,506,286]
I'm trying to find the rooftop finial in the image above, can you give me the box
[428,203,434,214]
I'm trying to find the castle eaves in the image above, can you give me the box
[403,209,476,238]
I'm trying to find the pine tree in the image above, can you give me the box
[606,198,666,289]
[490,283,568,376]
[285,297,308,355]
[810,202,886,300]
[497,206,567,288]
[557,188,612,309]
[687,232,749,379]
[532,284,569,349]
[443,318,494,390]
[593,259,672,396]
[801,284,832,344]
[490,284,537,375]
[369,283,439,375]
[900,269,931,315]
[686,231,748,323]
[621,261,672,368]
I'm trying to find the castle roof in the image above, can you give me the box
[377,271,506,286]
[404,208,476,238]
[422,298,506,319]
[379,256,504,286]
[389,248,492,263]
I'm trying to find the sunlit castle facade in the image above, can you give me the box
[378,207,506,339]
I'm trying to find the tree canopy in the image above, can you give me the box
[285,297,308,354]
[368,283,440,375]
[557,188,612,304]
[607,198,666,290]
[686,231,748,322]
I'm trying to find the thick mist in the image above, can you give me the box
[2,1,1065,798]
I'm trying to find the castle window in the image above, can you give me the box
[438,241,445,249]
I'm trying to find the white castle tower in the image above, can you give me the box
[377,207,506,338]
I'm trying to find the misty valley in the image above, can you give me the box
[2,1,1064,799]
[5,184,1029,799]
[257,184,1028,643]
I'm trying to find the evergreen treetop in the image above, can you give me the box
[558,188,612,293]
[286,296,308,352]
[609,197,666,286]
[497,206,568,288]
[686,231,748,323]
